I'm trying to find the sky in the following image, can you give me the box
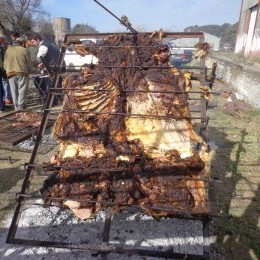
[43,0,242,32]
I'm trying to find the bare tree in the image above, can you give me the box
[35,17,55,43]
[0,0,47,32]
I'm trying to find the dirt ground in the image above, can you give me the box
[0,78,259,259]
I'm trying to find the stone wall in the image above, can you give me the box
[206,56,260,108]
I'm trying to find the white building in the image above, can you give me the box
[168,32,220,51]
[235,0,260,57]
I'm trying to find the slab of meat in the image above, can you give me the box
[12,112,42,127]
[41,33,211,219]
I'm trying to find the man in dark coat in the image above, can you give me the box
[29,33,61,105]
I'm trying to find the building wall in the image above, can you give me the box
[203,33,221,51]
[206,56,260,108]
[235,0,260,57]
[168,33,220,50]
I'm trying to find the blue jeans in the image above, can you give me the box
[0,77,5,111]
[2,78,12,100]
[34,76,61,106]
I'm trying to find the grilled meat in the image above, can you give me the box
[42,33,210,219]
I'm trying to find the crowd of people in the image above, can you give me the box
[0,31,60,112]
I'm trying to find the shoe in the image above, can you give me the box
[5,99,13,104]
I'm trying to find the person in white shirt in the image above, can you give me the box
[29,33,61,105]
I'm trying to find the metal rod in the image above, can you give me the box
[45,109,205,120]
[15,194,213,221]
[62,65,208,69]
[0,156,12,163]
[49,88,217,94]
[203,218,211,259]
[6,45,67,244]
[16,193,213,205]
[208,63,217,90]
[19,191,254,203]
[93,0,138,34]
[15,199,229,218]
[63,32,205,44]
[8,238,208,259]
[65,45,202,49]
[103,211,112,243]
[19,198,255,208]
[27,165,215,183]
[50,92,206,100]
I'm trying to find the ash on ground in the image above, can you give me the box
[16,134,57,154]
[1,200,207,259]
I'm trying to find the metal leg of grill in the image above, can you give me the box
[100,210,112,259]
[203,218,211,259]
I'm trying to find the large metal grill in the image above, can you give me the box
[6,31,216,259]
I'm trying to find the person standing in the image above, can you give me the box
[29,33,61,105]
[29,33,59,70]
[9,31,20,46]
[0,34,7,112]
[4,37,32,110]
[0,35,13,105]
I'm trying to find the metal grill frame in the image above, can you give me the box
[6,32,214,259]
[0,111,55,147]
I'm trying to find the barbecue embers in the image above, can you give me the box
[41,33,211,219]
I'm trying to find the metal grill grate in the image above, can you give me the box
[0,112,55,147]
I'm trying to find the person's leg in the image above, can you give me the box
[38,77,48,97]
[0,77,5,111]
[3,78,13,102]
[33,76,42,94]
[45,77,56,105]
[17,75,29,110]
[8,76,19,110]
[2,78,7,100]
[45,76,60,106]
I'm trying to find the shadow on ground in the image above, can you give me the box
[208,125,260,259]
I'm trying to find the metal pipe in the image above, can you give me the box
[6,45,67,244]
[61,65,209,69]
[64,45,202,49]
[49,88,217,94]
[16,193,213,207]
[63,32,205,43]
[44,109,205,120]
[93,0,138,34]
[9,237,209,259]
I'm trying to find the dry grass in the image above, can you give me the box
[206,81,260,259]
[210,50,260,66]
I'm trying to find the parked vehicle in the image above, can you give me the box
[169,49,193,68]
[165,42,193,68]
[64,38,98,71]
